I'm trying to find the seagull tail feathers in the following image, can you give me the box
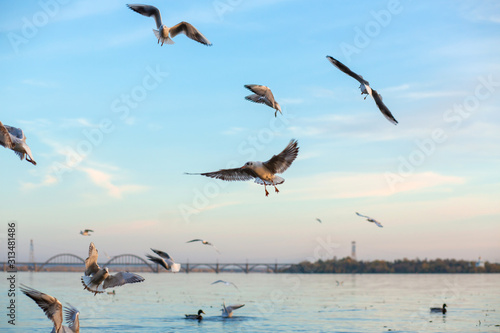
[81,276,104,294]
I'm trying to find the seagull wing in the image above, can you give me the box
[186,239,203,243]
[326,56,369,85]
[85,242,100,276]
[20,285,63,332]
[127,4,162,29]
[151,248,172,260]
[211,280,225,285]
[169,21,212,46]
[64,304,80,332]
[370,89,398,125]
[227,304,245,312]
[186,168,257,182]
[103,272,145,289]
[0,121,14,149]
[146,254,170,270]
[263,139,299,174]
[84,229,94,233]
[244,84,268,96]
[373,220,383,228]
[4,124,25,140]
[211,244,221,254]
[356,212,370,219]
[245,94,273,108]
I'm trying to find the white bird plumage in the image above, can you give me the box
[0,121,36,165]
[244,84,282,117]
[20,285,80,333]
[326,56,398,125]
[211,279,239,290]
[81,242,145,295]
[146,248,181,272]
[186,239,220,253]
[221,301,245,318]
[186,139,299,196]
[127,4,212,46]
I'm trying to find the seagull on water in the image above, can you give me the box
[244,84,282,117]
[81,242,145,295]
[79,229,94,236]
[221,301,245,318]
[127,4,212,46]
[147,248,181,272]
[0,121,36,165]
[212,280,239,290]
[355,212,383,228]
[186,139,299,197]
[187,239,220,254]
[20,285,80,333]
[326,56,398,125]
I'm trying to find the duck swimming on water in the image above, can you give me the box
[185,309,205,320]
[430,303,447,314]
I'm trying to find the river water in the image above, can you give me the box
[2,272,499,332]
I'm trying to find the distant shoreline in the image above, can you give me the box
[2,257,499,274]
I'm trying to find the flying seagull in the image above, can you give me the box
[244,84,282,117]
[326,56,398,125]
[316,218,322,223]
[81,242,145,295]
[211,280,239,290]
[187,239,220,253]
[0,121,36,165]
[79,229,94,236]
[20,285,80,333]
[355,212,383,228]
[186,139,299,197]
[147,248,181,272]
[221,301,245,318]
[127,4,212,46]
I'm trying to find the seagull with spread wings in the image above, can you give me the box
[326,56,398,125]
[147,248,181,272]
[212,280,239,290]
[355,212,383,228]
[186,239,220,254]
[221,301,245,318]
[20,285,80,333]
[186,139,299,197]
[244,84,282,117]
[0,121,36,165]
[81,242,145,295]
[79,229,94,236]
[127,4,212,46]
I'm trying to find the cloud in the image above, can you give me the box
[287,171,465,200]
[21,174,58,190]
[79,167,148,199]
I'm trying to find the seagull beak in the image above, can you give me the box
[240,165,246,169]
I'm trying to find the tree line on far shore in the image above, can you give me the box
[282,257,500,273]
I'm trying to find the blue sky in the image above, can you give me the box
[1,0,499,264]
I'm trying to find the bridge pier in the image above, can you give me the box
[245,262,249,274]
[215,262,219,274]
[185,262,190,274]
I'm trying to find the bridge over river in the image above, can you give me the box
[2,253,293,273]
